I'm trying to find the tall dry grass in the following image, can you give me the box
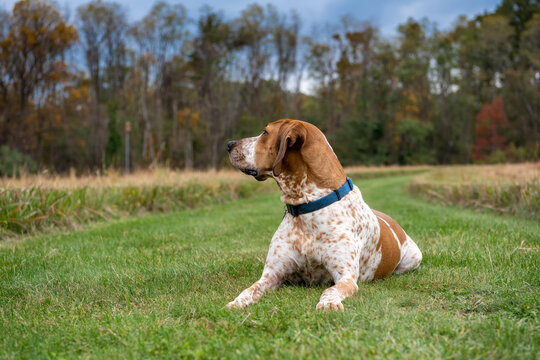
[0,166,431,238]
[0,168,248,189]
[345,165,431,178]
[408,163,540,219]
[0,169,273,238]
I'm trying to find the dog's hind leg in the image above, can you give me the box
[394,235,422,274]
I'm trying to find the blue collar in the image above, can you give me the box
[286,177,354,217]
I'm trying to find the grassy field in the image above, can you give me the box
[0,169,275,238]
[408,163,540,220]
[0,166,427,238]
[1,174,538,359]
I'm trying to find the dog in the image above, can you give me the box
[226,119,422,310]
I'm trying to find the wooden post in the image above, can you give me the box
[125,121,131,174]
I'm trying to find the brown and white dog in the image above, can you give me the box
[226,119,422,311]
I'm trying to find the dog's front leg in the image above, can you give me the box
[316,276,358,311]
[316,246,360,311]
[226,235,297,309]
[225,270,280,309]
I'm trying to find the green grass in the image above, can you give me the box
[1,175,538,359]
[0,180,272,238]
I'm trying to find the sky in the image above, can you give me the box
[1,0,502,38]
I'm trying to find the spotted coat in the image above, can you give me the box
[226,119,422,311]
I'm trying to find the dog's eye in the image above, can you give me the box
[261,130,268,136]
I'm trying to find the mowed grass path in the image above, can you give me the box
[1,175,538,359]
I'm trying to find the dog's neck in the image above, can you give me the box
[273,164,347,205]
[273,173,333,205]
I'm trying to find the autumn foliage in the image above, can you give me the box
[0,0,80,171]
[473,96,508,161]
[0,0,538,174]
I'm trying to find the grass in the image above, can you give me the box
[408,163,540,220]
[346,165,431,179]
[0,166,426,238]
[1,174,538,359]
[0,168,252,189]
[0,169,274,238]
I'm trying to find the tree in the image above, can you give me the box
[0,0,537,172]
[473,96,508,161]
[77,0,128,167]
[495,0,540,64]
[306,34,340,129]
[235,4,271,116]
[77,0,128,98]
[0,9,12,140]
[130,1,188,165]
[0,0,77,158]
[105,101,121,167]
[189,7,240,169]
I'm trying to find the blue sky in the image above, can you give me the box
[1,0,501,37]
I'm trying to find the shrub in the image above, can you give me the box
[0,146,38,177]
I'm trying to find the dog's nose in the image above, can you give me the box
[227,141,236,152]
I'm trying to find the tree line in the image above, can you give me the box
[0,0,538,175]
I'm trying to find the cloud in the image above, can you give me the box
[0,0,500,38]
[379,0,499,36]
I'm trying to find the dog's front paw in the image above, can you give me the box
[226,299,248,309]
[316,300,344,311]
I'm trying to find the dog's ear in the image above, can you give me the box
[272,122,306,176]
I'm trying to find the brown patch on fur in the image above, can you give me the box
[373,212,403,279]
[372,210,407,244]
[254,119,346,190]
[334,278,358,297]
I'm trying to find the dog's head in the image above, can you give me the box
[227,119,345,187]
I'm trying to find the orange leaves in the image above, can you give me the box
[177,108,201,132]
[473,96,508,162]
[395,90,422,126]
[67,85,90,102]
[8,0,78,56]
[54,23,78,45]
[0,0,81,167]
[400,90,420,119]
